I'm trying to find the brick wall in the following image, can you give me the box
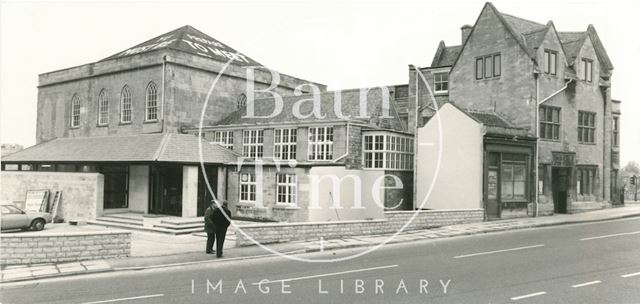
[235,209,483,246]
[0,172,104,220]
[0,231,131,265]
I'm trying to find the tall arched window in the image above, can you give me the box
[97,89,109,125]
[237,93,247,109]
[120,86,132,123]
[70,94,81,128]
[145,82,158,121]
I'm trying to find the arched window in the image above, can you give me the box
[120,86,132,123]
[145,82,158,121]
[97,89,109,125]
[70,94,81,128]
[237,93,247,109]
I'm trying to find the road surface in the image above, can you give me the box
[1,217,639,303]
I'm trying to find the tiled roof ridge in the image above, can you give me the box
[501,12,545,27]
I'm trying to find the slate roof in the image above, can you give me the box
[2,133,240,164]
[431,43,463,67]
[209,88,406,131]
[443,3,613,71]
[101,25,264,67]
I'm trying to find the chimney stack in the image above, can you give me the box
[461,24,473,44]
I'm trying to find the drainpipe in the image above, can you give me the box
[332,121,350,162]
[412,67,419,210]
[161,55,167,133]
[536,76,574,217]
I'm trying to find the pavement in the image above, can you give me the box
[1,204,639,284]
[2,210,640,303]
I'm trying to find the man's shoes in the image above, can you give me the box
[206,250,215,254]
[216,254,223,258]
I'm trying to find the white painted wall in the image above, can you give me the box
[307,166,385,222]
[416,103,484,210]
[182,165,199,217]
[128,165,149,213]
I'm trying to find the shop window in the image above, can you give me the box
[501,153,527,200]
[577,167,596,196]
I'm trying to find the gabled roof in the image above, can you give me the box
[448,3,612,72]
[101,25,264,67]
[2,133,240,164]
[431,41,462,67]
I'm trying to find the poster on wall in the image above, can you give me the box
[50,191,62,219]
[24,189,49,212]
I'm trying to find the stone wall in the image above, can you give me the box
[0,231,131,265]
[235,209,483,246]
[0,171,104,220]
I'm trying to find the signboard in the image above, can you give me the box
[552,152,576,167]
[25,189,49,212]
[50,191,62,219]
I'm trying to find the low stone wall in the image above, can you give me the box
[0,171,104,221]
[235,209,484,246]
[0,231,131,265]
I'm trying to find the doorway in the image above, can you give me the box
[197,165,218,216]
[552,167,570,213]
[149,165,183,216]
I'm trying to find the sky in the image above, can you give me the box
[0,0,638,165]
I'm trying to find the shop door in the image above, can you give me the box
[552,167,569,213]
[486,168,501,219]
[150,165,183,216]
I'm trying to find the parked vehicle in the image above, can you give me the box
[0,203,52,231]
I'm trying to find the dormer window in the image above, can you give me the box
[581,58,593,82]
[544,50,557,75]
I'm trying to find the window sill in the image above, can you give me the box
[119,122,132,126]
[96,124,108,128]
[434,91,448,95]
[69,126,80,129]
[143,119,158,124]
[273,204,300,210]
[539,138,561,143]
[578,142,597,146]
[475,76,501,82]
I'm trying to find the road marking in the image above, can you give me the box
[79,294,164,304]
[579,231,640,241]
[251,264,398,285]
[572,280,601,288]
[453,244,545,259]
[510,291,547,301]
[621,272,640,278]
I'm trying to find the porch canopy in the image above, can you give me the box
[2,133,240,165]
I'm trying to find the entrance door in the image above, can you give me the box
[149,165,183,216]
[486,168,500,219]
[101,166,129,209]
[197,165,218,216]
[552,167,570,213]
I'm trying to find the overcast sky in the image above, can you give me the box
[1,0,638,165]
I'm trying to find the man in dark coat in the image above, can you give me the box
[204,201,217,254]
[211,201,232,258]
